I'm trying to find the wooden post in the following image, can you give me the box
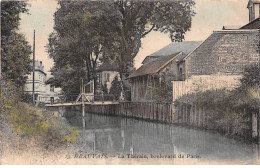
[82,117,85,129]
[190,105,193,125]
[32,30,36,104]
[195,105,198,126]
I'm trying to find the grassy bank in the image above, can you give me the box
[1,87,79,148]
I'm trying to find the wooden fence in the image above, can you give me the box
[83,101,209,126]
[83,101,258,142]
[85,102,209,126]
[85,102,176,123]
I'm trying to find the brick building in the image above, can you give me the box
[185,29,259,77]
[172,0,260,101]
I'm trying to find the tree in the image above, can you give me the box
[47,0,195,97]
[2,32,31,88]
[112,0,195,74]
[1,1,29,36]
[109,76,122,101]
[240,63,260,88]
[1,1,31,89]
[47,1,122,95]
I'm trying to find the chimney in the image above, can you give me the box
[248,0,260,22]
[248,0,255,22]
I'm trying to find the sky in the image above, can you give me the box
[19,0,250,77]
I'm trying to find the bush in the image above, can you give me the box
[2,83,79,146]
[174,63,260,139]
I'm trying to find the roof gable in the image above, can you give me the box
[149,41,202,57]
[128,52,182,79]
[185,29,259,61]
[240,17,260,29]
[142,41,202,64]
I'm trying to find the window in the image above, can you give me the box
[107,73,110,82]
[50,86,54,92]
[104,73,110,82]
[97,74,100,83]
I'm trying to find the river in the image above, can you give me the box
[64,110,260,164]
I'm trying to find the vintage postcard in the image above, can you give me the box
[0,0,260,165]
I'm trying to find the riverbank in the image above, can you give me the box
[0,96,80,164]
[58,100,258,143]
[2,107,260,164]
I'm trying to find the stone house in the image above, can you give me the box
[96,62,120,94]
[24,60,60,103]
[172,0,260,101]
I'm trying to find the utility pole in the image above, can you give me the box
[81,79,85,117]
[258,4,260,144]
[32,30,35,104]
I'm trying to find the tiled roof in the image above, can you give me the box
[142,41,202,64]
[96,62,119,72]
[128,52,182,79]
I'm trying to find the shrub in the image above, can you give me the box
[2,82,79,146]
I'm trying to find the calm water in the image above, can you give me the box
[64,110,260,162]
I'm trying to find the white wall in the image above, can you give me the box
[101,71,120,93]
[172,75,242,101]
[24,70,61,103]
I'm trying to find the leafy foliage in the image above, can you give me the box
[2,84,79,145]
[175,63,260,139]
[2,33,32,88]
[47,0,195,96]
[109,76,122,101]
[152,68,177,102]
[1,1,29,36]
[240,63,260,88]
[1,1,31,89]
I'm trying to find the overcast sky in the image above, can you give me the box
[19,0,250,77]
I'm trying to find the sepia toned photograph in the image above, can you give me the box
[0,0,260,165]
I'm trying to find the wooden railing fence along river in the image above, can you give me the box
[45,79,260,143]
[46,100,260,143]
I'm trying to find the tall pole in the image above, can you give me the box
[258,4,260,144]
[82,79,85,117]
[32,30,35,104]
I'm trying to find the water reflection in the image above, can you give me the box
[65,110,259,162]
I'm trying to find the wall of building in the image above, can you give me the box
[130,61,182,102]
[130,75,152,102]
[97,71,120,94]
[185,30,259,78]
[172,75,241,101]
[25,70,47,97]
[24,61,61,103]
